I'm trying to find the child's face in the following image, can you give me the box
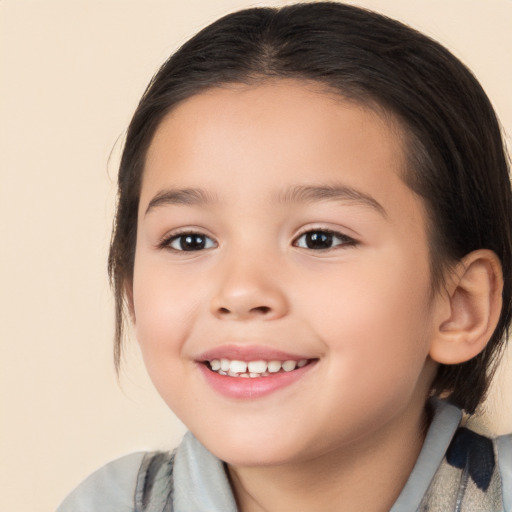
[132,81,440,466]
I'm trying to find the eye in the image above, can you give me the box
[293,229,356,250]
[165,232,217,252]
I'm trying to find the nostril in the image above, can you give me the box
[218,305,271,315]
[216,304,272,318]
[251,306,271,315]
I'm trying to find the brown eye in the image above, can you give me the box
[168,233,216,251]
[294,230,355,250]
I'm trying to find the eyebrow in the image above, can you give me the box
[144,183,387,217]
[276,184,387,217]
[145,187,217,215]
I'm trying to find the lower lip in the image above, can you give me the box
[197,362,316,399]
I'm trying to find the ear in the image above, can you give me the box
[124,279,136,323]
[429,249,503,365]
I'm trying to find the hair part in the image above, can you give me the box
[108,2,512,413]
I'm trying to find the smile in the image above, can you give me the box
[206,358,310,377]
[197,347,318,399]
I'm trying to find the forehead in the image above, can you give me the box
[141,80,421,224]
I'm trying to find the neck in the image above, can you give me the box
[227,403,430,512]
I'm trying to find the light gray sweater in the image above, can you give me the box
[58,400,512,511]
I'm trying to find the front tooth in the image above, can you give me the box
[267,360,282,373]
[229,360,247,374]
[248,360,267,373]
[220,359,230,372]
[210,359,221,371]
[282,360,297,372]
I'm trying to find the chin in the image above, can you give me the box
[217,447,297,468]
[196,428,305,468]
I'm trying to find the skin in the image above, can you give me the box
[131,80,460,511]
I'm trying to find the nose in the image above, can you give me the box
[210,255,289,321]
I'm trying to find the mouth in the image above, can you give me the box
[204,358,313,378]
[196,345,318,398]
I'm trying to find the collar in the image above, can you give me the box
[172,399,462,512]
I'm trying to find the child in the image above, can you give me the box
[58,2,512,511]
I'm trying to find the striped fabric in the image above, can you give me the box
[136,427,509,511]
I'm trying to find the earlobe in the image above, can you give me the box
[429,249,503,365]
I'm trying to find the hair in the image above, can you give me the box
[108,1,512,414]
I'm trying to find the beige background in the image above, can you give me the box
[1,1,511,510]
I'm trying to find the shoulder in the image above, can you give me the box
[496,433,512,511]
[427,426,512,511]
[57,452,146,512]
[414,402,512,512]
[450,426,512,501]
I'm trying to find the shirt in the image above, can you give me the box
[57,400,512,511]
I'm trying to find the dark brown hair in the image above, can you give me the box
[108,2,512,414]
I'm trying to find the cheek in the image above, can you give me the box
[297,253,433,372]
[132,257,202,357]
[131,262,205,407]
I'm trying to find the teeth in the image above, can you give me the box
[208,358,310,377]
[248,360,267,373]
[229,360,247,373]
[267,360,282,373]
[282,360,297,372]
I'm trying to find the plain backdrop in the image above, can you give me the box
[1,1,511,510]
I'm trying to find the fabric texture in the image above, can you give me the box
[57,400,512,512]
[57,452,146,512]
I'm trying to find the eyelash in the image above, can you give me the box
[159,231,217,252]
[159,228,357,253]
[292,228,357,251]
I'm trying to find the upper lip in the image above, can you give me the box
[196,344,314,362]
